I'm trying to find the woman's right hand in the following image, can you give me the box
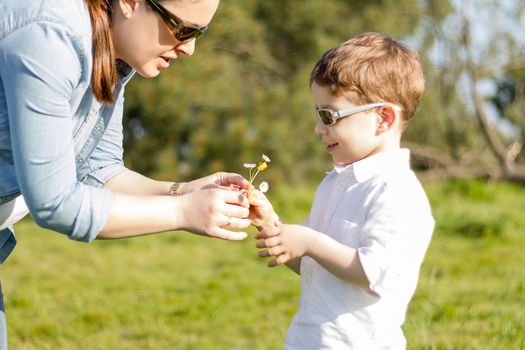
[175,186,251,240]
[177,172,251,195]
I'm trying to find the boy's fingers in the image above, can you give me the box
[275,253,290,265]
[267,259,278,267]
[255,229,279,240]
[268,255,288,267]
[267,246,286,257]
[248,190,272,206]
[258,245,286,257]
[258,249,270,257]
[268,254,290,267]
[247,190,262,201]
[255,236,280,249]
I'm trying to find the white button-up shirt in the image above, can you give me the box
[285,149,434,349]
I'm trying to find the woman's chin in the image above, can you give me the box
[130,62,162,78]
[135,67,161,78]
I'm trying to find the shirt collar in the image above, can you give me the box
[117,60,136,85]
[333,148,411,183]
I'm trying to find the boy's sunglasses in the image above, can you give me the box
[146,0,208,42]
[315,102,385,125]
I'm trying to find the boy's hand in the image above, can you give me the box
[247,189,279,231]
[255,224,312,267]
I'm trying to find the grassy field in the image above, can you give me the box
[1,179,525,349]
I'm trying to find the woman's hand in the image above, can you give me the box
[178,172,251,195]
[176,186,251,240]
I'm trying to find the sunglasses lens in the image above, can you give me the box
[317,110,334,125]
[176,27,201,41]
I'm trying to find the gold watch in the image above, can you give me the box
[169,182,186,196]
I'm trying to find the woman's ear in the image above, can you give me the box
[376,105,398,134]
[116,0,140,18]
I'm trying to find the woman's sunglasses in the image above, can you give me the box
[146,0,208,42]
[314,102,385,125]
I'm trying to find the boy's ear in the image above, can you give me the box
[376,105,397,133]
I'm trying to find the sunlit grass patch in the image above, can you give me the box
[2,179,525,349]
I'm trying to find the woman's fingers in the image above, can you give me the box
[225,216,251,229]
[223,202,250,219]
[216,172,251,190]
[222,188,250,208]
[211,227,248,241]
[179,188,252,239]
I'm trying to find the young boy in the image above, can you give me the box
[250,32,434,349]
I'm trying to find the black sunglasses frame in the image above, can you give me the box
[145,0,208,42]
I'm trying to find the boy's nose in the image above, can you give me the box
[314,119,328,135]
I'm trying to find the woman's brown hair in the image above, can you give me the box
[85,0,117,104]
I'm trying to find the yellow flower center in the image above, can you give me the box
[258,162,268,171]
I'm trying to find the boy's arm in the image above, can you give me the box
[256,225,370,291]
[249,189,367,282]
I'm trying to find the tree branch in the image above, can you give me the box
[461,12,525,184]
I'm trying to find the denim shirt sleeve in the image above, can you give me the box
[0,21,112,242]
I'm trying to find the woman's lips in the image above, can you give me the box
[159,56,171,68]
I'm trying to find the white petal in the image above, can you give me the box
[259,181,269,193]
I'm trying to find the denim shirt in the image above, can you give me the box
[0,0,136,263]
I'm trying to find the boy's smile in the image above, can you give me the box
[325,142,338,153]
[312,82,387,166]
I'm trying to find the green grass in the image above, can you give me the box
[2,179,525,349]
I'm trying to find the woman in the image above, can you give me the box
[0,0,250,347]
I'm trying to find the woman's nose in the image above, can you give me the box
[175,39,196,56]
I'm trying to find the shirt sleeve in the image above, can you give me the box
[357,180,434,297]
[0,21,113,242]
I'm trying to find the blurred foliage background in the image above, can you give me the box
[123,0,525,186]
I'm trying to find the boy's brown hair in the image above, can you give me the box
[310,32,425,122]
